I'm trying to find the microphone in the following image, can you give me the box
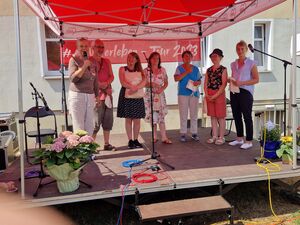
[142,52,148,62]
[248,44,254,53]
[83,51,90,71]
[40,92,49,111]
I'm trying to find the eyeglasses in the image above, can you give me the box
[79,45,88,48]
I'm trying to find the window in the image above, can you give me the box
[254,24,265,67]
[201,36,211,70]
[40,23,73,77]
[253,21,272,71]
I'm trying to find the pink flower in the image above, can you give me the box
[67,139,80,148]
[67,134,80,141]
[51,141,66,152]
[79,135,94,144]
[59,131,73,138]
[54,137,65,143]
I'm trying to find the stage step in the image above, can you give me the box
[137,195,234,224]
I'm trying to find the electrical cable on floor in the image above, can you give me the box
[256,115,282,223]
[116,166,132,225]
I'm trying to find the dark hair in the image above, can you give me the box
[148,52,161,68]
[128,52,143,73]
[181,50,193,58]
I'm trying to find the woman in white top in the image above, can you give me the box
[229,40,259,149]
[117,52,146,149]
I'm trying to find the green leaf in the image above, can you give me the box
[57,158,67,165]
[45,159,55,167]
[56,151,65,159]
[65,149,74,158]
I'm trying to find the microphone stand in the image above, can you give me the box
[250,46,300,136]
[26,83,55,197]
[59,38,69,131]
[139,53,174,170]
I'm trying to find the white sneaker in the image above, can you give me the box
[228,140,244,146]
[240,143,253,150]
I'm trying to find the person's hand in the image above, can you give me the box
[186,66,192,74]
[106,88,112,95]
[6,182,16,192]
[83,60,92,68]
[206,95,215,102]
[95,97,102,108]
[210,95,217,101]
[149,82,160,89]
[128,86,138,95]
[206,95,212,102]
[193,80,201,86]
[99,82,108,89]
[155,88,163,95]
[235,80,242,87]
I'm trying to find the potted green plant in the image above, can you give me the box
[33,130,99,193]
[276,136,293,164]
[261,121,281,159]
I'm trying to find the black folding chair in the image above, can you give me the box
[24,106,58,164]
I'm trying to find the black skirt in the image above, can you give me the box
[117,87,145,119]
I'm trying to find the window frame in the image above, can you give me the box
[252,19,273,72]
[201,35,212,71]
[39,20,71,78]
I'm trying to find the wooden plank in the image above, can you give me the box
[137,196,231,221]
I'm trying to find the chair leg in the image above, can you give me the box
[224,120,233,136]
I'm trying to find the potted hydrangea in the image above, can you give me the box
[33,130,99,193]
[261,121,281,159]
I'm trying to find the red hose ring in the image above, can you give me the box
[132,173,158,183]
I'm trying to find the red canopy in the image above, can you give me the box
[23,0,286,39]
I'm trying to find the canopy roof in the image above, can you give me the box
[24,0,285,39]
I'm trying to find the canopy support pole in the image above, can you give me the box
[292,0,298,169]
[13,0,25,198]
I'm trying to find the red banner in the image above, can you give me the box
[48,39,200,70]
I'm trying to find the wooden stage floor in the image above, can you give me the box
[0,128,298,206]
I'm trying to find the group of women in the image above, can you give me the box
[68,38,259,150]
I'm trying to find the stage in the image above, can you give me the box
[0,128,298,206]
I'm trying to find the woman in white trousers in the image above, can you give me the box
[68,38,99,135]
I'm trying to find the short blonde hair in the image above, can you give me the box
[236,40,248,51]
[76,37,89,47]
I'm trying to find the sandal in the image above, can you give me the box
[207,137,217,144]
[153,139,159,143]
[215,138,225,145]
[162,139,172,144]
[104,144,116,151]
